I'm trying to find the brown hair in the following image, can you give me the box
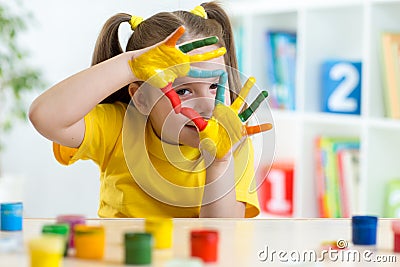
[92,1,240,104]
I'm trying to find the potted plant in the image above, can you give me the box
[0,1,45,201]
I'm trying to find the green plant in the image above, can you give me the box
[0,2,45,150]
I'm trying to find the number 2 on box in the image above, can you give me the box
[327,63,360,112]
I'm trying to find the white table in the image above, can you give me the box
[0,218,398,266]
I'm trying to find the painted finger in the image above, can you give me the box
[180,107,208,131]
[179,36,219,53]
[231,77,256,113]
[187,68,227,105]
[238,91,268,122]
[187,68,225,78]
[245,123,273,135]
[165,26,185,47]
[188,47,226,62]
[215,71,228,106]
[161,83,181,113]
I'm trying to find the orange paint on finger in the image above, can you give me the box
[245,123,273,135]
[165,26,185,47]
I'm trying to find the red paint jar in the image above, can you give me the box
[190,229,218,263]
[392,220,400,253]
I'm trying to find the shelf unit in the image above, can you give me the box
[226,0,400,217]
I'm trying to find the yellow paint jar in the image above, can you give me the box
[28,235,64,267]
[145,217,173,249]
[74,225,105,259]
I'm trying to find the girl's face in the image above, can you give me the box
[144,45,228,148]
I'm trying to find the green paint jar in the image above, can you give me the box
[125,232,152,265]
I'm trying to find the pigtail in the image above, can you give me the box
[92,13,132,104]
[202,1,241,99]
[92,13,130,65]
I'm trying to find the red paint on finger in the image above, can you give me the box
[161,83,181,113]
[180,107,208,131]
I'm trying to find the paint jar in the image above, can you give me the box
[145,217,173,249]
[28,235,64,267]
[125,232,152,265]
[42,224,70,256]
[391,220,400,252]
[74,225,105,259]
[190,229,219,263]
[352,215,378,245]
[56,214,86,249]
[0,202,23,231]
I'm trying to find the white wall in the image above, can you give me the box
[1,0,217,217]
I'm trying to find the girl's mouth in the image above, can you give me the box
[185,124,198,131]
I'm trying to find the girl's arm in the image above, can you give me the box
[29,51,137,148]
[30,27,224,149]
[200,153,246,218]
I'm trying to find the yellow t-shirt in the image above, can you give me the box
[53,102,260,218]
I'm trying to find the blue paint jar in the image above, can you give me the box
[0,202,23,231]
[352,215,378,245]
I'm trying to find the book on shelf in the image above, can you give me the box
[380,32,400,119]
[265,30,297,111]
[337,149,360,217]
[315,136,360,218]
[384,179,400,217]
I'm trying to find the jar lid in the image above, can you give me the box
[145,217,173,226]
[190,229,219,242]
[28,235,64,253]
[42,224,70,236]
[74,225,104,235]
[352,215,378,227]
[56,215,86,225]
[125,232,152,244]
[392,220,400,233]
[0,202,23,210]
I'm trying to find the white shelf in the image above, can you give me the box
[226,0,400,217]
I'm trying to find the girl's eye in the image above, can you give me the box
[175,88,191,96]
[210,83,218,90]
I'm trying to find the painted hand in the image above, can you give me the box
[180,71,273,159]
[129,26,226,113]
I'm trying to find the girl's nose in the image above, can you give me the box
[197,85,218,116]
[182,86,215,118]
[193,96,214,118]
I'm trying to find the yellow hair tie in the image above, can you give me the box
[130,15,144,30]
[190,5,207,19]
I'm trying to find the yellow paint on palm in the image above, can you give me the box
[129,44,190,89]
[128,26,226,89]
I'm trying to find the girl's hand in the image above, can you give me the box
[129,26,226,113]
[180,74,273,159]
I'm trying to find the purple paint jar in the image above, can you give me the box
[56,215,86,248]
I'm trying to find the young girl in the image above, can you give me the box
[29,2,271,218]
